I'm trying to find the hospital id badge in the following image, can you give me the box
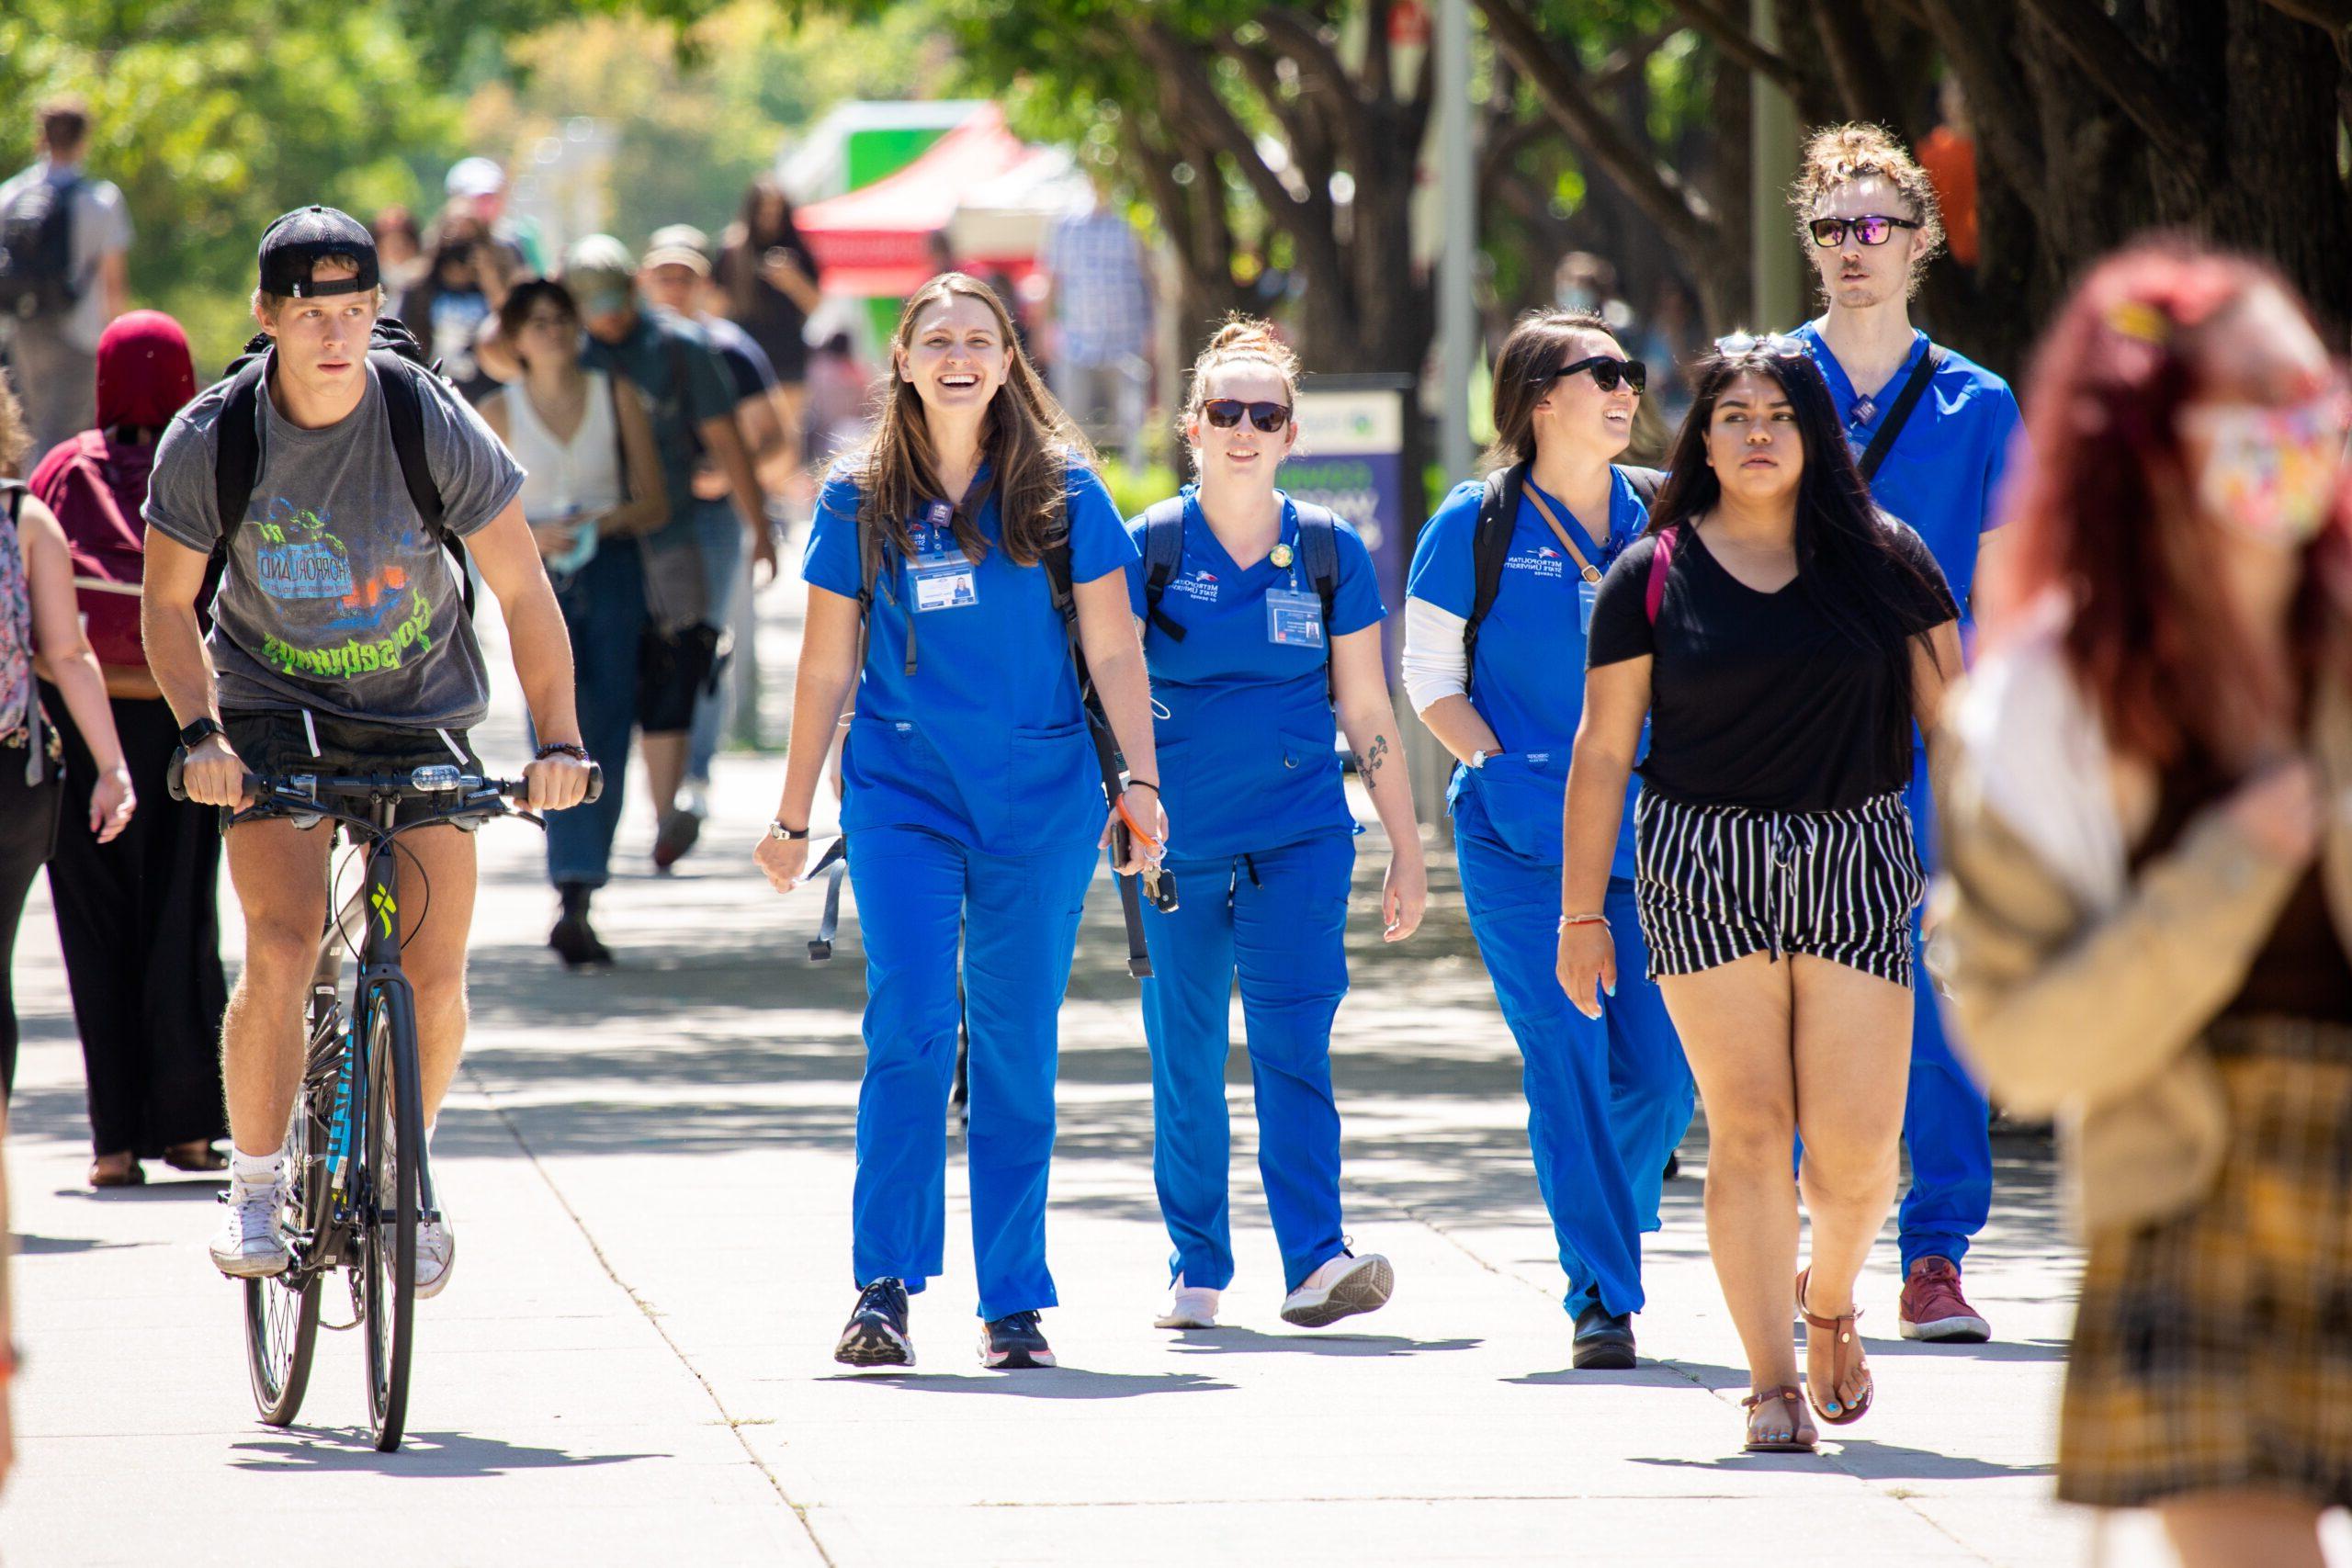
[1266,588,1325,649]
[1577,577,1600,635]
[910,549,978,612]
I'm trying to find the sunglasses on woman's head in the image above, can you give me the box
[1203,399,1293,433]
[1713,332,1808,360]
[1540,356,1646,395]
[1809,215,1921,248]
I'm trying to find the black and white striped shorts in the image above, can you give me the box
[1633,788,1926,987]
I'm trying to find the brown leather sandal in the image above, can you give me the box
[1795,1267,1874,1426]
[1740,1386,1817,1453]
[163,1140,229,1173]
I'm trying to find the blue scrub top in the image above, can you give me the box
[1122,486,1386,861]
[1792,321,2022,618]
[1406,467,1648,875]
[804,461,1138,857]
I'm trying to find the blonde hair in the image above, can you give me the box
[1790,123,1946,296]
[1181,316,1301,443]
[852,273,1093,568]
[0,370,30,478]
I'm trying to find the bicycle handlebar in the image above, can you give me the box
[164,749,604,812]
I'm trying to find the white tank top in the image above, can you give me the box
[508,370,623,523]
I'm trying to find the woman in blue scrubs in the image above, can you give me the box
[1129,320,1427,1333]
[752,275,1163,1371]
[1401,308,1694,1368]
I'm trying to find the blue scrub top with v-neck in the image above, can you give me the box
[1792,321,2021,619]
[1408,467,1649,876]
[803,461,1138,857]
[1123,486,1385,862]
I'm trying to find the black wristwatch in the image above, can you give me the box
[767,819,811,842]
[178,716,227,750]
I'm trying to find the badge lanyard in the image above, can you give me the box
[1262,508,1324,649]
[909,499,979,613]
[1521,486,1609,634]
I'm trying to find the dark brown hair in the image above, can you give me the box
[1478,308,1621,472]
[851,273,1093,568]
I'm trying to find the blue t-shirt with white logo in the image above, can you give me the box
[1123,487,1385,861]
[1407,468,1647,874]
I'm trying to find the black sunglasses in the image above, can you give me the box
[1203,399,1292,433]
[1808,214,1921,249]
[1541,355,1646,395]
[1713,332,1808,360]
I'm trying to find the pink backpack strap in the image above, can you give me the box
[1644,526,1678,626]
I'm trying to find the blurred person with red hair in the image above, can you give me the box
[28,310,227,1186]
[1934,240,2352,1566]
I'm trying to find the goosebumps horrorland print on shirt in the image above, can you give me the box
[144,360,524,728]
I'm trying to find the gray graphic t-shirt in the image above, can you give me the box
[144,361,525,728]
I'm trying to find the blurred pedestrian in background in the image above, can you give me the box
[716,175,822,470]
[369,204,427,299]
[1038,171,1152,466]
[0,369,134,1103]
[26,310,224,1186]
[1935,241,2352,1568]
[0,96,132,460]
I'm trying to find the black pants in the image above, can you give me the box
[0,735,62,1100]
[42,689,229,1154]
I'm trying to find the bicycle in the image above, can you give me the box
[167,754,601,1452]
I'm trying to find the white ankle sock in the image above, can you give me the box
[230,1150,283,1191]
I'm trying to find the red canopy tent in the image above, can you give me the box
[797,104,1053,298]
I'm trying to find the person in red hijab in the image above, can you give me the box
[28,310,227,1187]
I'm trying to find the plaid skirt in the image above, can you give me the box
[2060,1016,2352,1508]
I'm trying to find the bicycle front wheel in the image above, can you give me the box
[243,1135,322,1424]
[356,988,421,1452]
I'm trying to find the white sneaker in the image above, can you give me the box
[415,1213,457,1299]
[1280,1251,1395,1327]
[209,1182,291,1278]
[1155,1278,1220,1329]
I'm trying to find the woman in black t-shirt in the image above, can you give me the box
[1557,336,1961,1455]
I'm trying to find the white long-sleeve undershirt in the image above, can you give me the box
[1400,596,1473,715]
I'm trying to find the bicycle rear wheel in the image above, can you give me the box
[243,1147,321,1424]
[356,988,421,1452]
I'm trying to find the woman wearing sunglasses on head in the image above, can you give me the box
[1126,319,1425,1334]
[1558,334,1961,1453]
[1402,308,1694,1371]
[752,274,1163,1373]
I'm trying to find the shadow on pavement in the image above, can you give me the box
[229,1429,664,1475]
[11,1233,153,1255]
[823,1369,1233,1399]
[1163,1328,1483,1358]
[1508,1359,1747,1390]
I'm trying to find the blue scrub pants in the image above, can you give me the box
[1137,833,1354,1294]
[846,824,1098,1320]
[544,545,643,890]
[686,497,745,785]
[1899,759,1992,1273]
[1453,795,1692,1318]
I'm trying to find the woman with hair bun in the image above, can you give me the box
[752,274,1161,1373]
[1403,309,1693,1371]
[1127,318,1423,1334]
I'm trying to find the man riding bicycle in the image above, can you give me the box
[139,207,592,1295]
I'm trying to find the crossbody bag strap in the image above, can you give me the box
[1520,486,1606,585]
[1857,344,1946,482]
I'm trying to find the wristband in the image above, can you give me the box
[1558,912,1611,931]
[1126,779,1159,796]
[534,741,590,763]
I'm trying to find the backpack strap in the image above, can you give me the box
[1645,525,1679,626]
[371,350,475,618]
[1292,500,1343,705]
[210,355,271,565]
[1622,465,1666,511]
[1045,525,1153,981]
[1857,345,1946,482]
[1462,465,1524,691]
[1138,497,1188,642]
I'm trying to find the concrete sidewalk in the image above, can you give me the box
[0,571,2179,1567]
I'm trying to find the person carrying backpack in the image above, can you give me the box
[0,97,132,465]
[139,207,594,1292]
[0,362,135,1103]
[1784,124,2023,1347]
[752,274,1161,1372]
[1126,320,1424,1335]
[26,310,228,1185]
[1401,308,1693,1371]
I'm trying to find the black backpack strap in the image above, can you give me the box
[1463,464,1525,692]
[1293,501,1343,705]
[1137,497,1188,642]
[210,355,271,570]
[1045,535,1152,980]
[805,836,850,962]
[1621,465,1667,511]
[371,350,474,617]
[666,336,708,462]
[1858,345,1946,482]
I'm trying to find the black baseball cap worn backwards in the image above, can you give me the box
[257,206,379,298]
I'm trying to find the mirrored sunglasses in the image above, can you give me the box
[1203,399,1293,433]
[1809,215,1921,248]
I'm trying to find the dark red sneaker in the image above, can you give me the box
[1899,1256,1991,1343]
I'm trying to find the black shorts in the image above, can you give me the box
[636,623,721,735]
[220,709,483,830]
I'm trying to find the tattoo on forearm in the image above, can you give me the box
[1358,734,1390,784]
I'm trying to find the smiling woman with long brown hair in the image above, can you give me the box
[752,273,1161,1372]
